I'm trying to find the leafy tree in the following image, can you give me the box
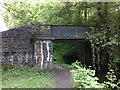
[2,1,97,28]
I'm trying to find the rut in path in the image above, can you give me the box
[53,64,73,88]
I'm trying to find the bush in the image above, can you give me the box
[70,61,104,88]
[104,69,120,89]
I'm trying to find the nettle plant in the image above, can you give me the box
[71,61,120,89]
[70,61,104,88]
[104,69,120,89]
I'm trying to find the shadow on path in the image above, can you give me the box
[53,64,73,88]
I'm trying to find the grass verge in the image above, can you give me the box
[2,66,56,88]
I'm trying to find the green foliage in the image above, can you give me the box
[104,69,120,89]
[71,61,104,88]
[2,1,99,29]
[86,26,120,69]
[71,61,120,89]
[87,2,120,71]
[53,43,76,63]
[2,0,38,28]
[53,42,87,65]
[114,57,120,63]
[2,66,55,88]
[2,1,66,28]
[2,63,14,71]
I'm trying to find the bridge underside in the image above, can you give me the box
[53,39,88,43]
[51,25,91,39]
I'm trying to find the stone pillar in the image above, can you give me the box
[34,40,53,69]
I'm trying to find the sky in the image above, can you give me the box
[0,0,8,32]
[0,14,8,32]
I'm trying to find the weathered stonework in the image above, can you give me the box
[1,26,34,66]
[0,23,91,69]
[34,40,53,69]
[1,23,52,69]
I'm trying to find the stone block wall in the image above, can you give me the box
[0,23,52,67]
[1,26,34,66]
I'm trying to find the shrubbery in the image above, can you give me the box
[71,61,104,88]
[71,61,120,89]
[104,69,120,89]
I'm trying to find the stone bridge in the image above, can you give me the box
[0,23,92,69]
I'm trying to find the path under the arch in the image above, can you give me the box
[53,64,73,88]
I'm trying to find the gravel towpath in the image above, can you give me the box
[53,64,73,88]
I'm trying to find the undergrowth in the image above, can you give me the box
[71,61,104,88]
[71,61,120,89]
[2,66,55,88]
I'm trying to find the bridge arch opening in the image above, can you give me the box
[53,39,92,66]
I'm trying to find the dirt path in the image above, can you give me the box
[53,64,73,88]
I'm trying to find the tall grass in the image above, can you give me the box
[2,66,56,88]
